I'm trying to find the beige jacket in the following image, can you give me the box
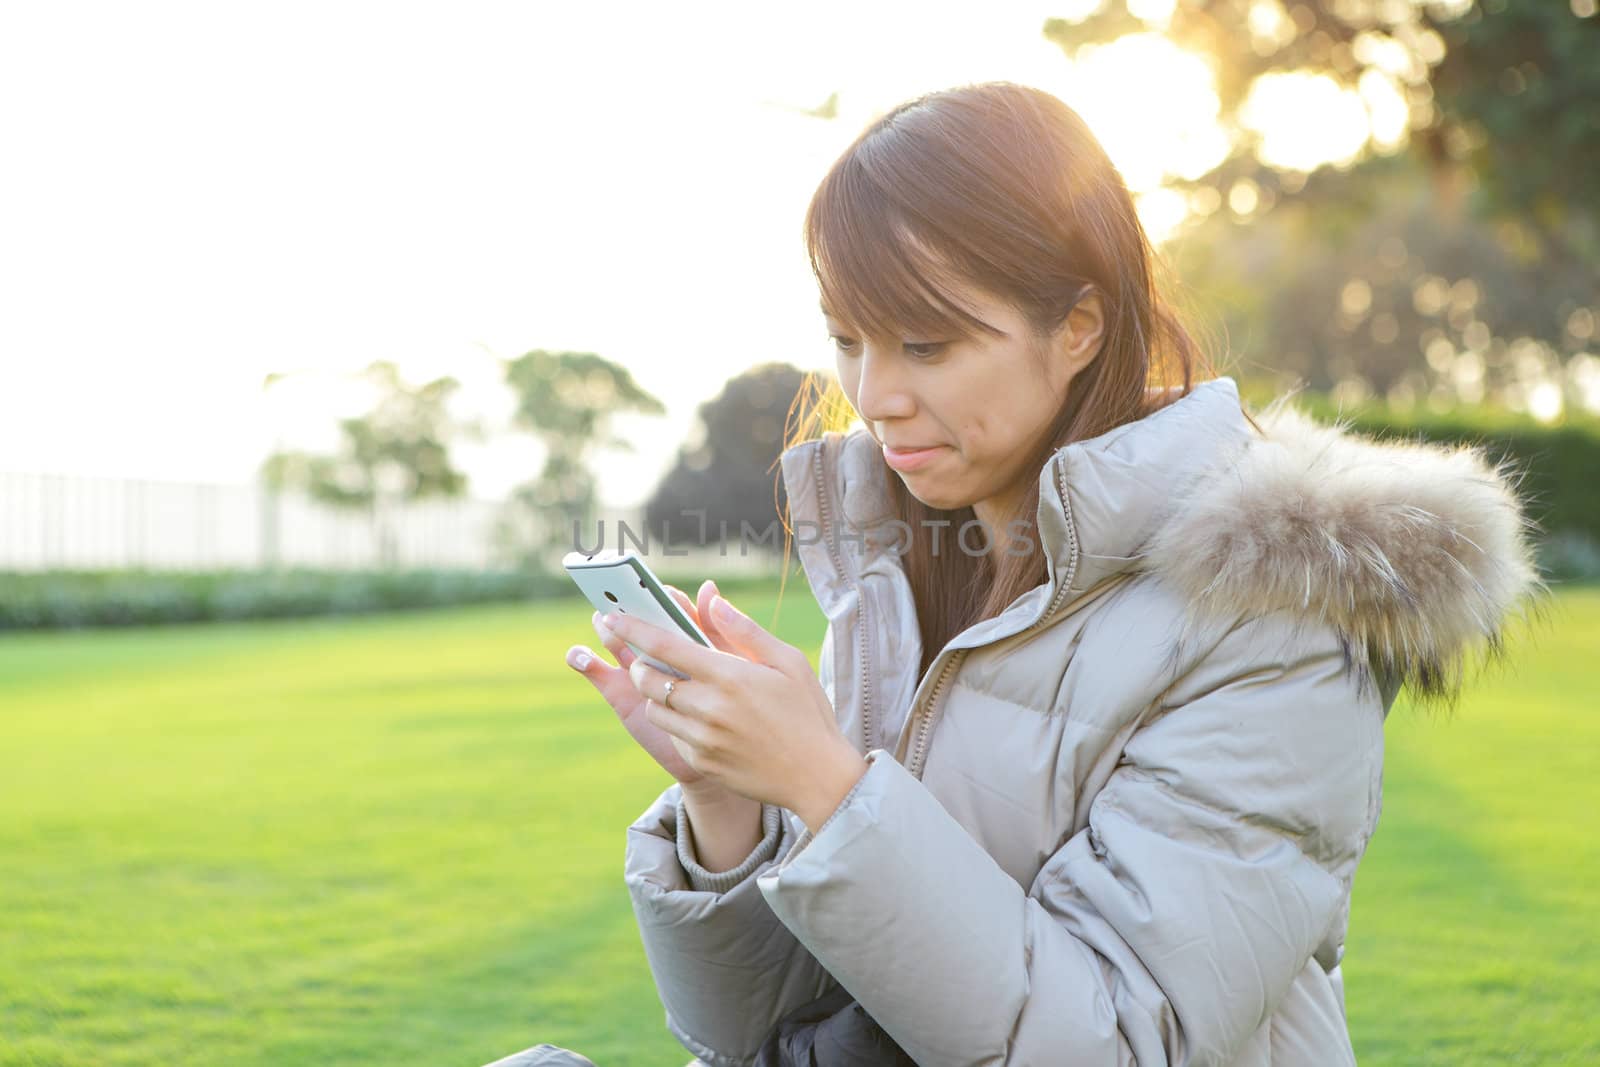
[623,377,1538,1066]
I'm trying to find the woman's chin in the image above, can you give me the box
[899,479,969,512]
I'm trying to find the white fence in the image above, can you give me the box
[0,470,790,576]
[0,470,520,571]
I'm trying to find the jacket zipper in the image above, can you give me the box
[904,454,1083,781]
[815,441,873,755]
[905,648,964,778]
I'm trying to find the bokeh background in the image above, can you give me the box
[2,2,1596,1064]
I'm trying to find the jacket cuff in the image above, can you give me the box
[779,749,883,866]
[676,793,784,894]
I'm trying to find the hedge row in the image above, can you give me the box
[0,565,802,632]
[0,567,572,632]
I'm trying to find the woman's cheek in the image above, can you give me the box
[838,365,862,413]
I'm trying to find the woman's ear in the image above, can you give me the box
[1057,290,1106,376]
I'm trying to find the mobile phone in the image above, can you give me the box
[563,548,711,681]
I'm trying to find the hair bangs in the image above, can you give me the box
[807,160,1000,344]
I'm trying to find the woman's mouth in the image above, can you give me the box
[882,443,946,472]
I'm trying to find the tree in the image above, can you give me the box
[260,360,480,566]
[1043,0,1600,261]
[643,362,809,555]
[1169,154,1597,413]
[497,349,665,570]
[1041,0,1599,415]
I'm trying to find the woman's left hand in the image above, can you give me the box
[599,590,869,832]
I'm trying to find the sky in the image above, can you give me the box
[0,0,1375,508]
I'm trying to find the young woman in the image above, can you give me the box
[541,81,1538,1066]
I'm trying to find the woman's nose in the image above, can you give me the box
[854,346,916,421]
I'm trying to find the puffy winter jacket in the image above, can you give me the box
[622,376,1539,1066]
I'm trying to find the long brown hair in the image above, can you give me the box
[778,81,1213,682]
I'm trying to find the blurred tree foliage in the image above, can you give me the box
[1168,157,1598,409]
[1045,0,1599,260]
[498,349,665,570]
[643,362,808,554]
[1043,0,1600,416]
[261,360,479,566]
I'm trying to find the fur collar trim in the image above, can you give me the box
[1143,397,1544,705]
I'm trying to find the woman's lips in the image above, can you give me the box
[882,443,945,472]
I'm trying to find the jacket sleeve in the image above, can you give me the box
[623,625,845,1066]
[754,614,1385,1066]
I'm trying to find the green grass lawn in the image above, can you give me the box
[1,584,1596,1065]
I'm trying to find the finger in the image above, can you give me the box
[592,610,636,669]
[628,657,705,715]
[663,584,694,617]
[663,585,714,644]
[705,593,808,673]
[628,657,662,702]
[684,578,736,652]
[644,691,707,750]
[666,583,737,657]
[601,609,729,683]
[566,644,645,720]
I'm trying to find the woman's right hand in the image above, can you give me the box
[565,578,737,793]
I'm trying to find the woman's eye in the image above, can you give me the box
[827,334,945,360]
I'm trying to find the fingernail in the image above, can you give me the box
[712,595,735,623]
[567,648,592,670]
[602,612,621,628]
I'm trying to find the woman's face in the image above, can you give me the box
[825,282,1104,535]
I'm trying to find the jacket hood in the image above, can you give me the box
[779,376,1541,705]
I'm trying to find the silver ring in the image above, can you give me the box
[662,679,676,710]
